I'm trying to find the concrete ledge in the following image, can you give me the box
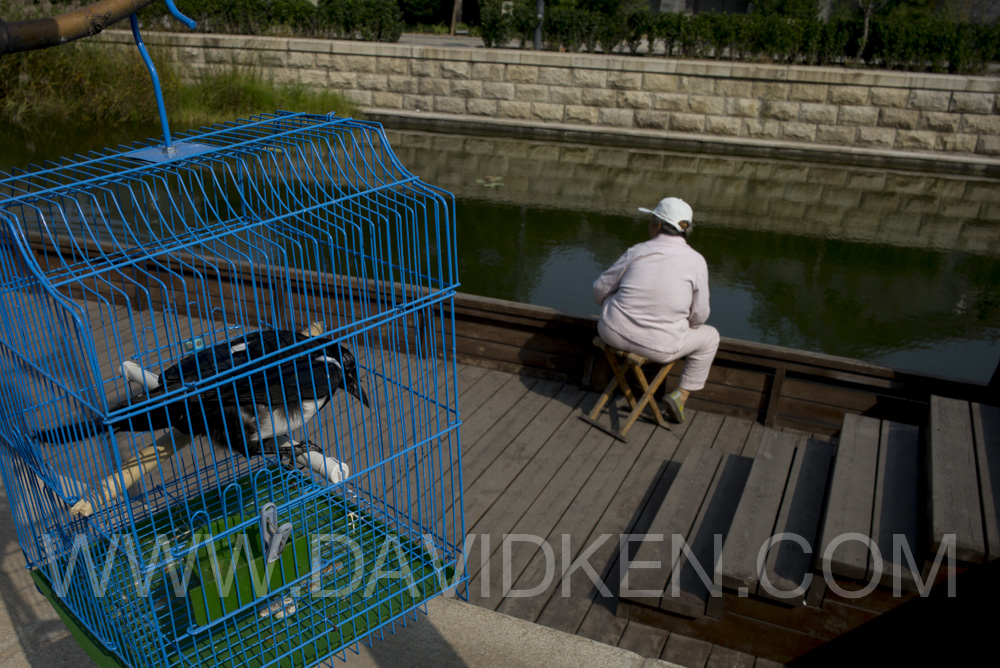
[343,596,682,668]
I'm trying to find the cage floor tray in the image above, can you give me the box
[38,468,454,668]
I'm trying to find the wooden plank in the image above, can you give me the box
[705,645,755,668]
[626,448,724,605]
[871,420,920,589]
[740,421,768,458]
[717,431,797,592]
[622,598,826,665]
[458,373,539,450]
[928,395,986,563]
[575,599,627,646]
[764,369,786,428]
[723,594,880,642]
[775,395,863,433]
[672,364,771,394]
[616,621,669,658]
[777,391,921,433]
[815,413,880,581]
[661,633,713,668]
[686,382,768,417]
[454,335,580,378]
[712,416,755,456]
[760,438,833,604]
[531,415,696,638]
[458,379,564,489]
[755,659,787,668]
[496,419,661,622]
[780,377,883,413]
[466,412,618,603]
[675,411,726,460]
[445,316,590,358]
[971,402,1000,560]
[463,384,586,530]
[771,414,841,439]
[662,453,753,619]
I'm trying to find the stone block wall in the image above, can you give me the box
[99,31,1000,157]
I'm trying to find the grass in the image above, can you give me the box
[0,40,357,134]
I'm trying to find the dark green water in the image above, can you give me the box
[4,122,999,383]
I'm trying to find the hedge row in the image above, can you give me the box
[481,2,1000,74]
[140,0,405,42]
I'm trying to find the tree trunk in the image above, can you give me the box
[0,0,156,57]
[856,12,871,62]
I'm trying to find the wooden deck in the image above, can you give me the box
[450,359,824,668]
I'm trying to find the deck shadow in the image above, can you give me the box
[0,487,98,668]
[589,459,677,614]
[789,559,998,666]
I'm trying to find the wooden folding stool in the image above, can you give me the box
[581,336,676,441]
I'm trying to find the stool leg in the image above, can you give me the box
[632,362,673,428]
[618,362,664,437]
[587,374,622,421]
[606,350,639,411]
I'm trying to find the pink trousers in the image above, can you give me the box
[597,321,720,392]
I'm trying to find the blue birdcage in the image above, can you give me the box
[0,9,464,666]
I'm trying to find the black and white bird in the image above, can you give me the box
[35,329,369,467]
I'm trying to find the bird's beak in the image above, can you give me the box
[346,376,370,408]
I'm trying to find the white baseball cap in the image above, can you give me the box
[638,197,693,234]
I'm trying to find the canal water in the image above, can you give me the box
[3,122,999,383]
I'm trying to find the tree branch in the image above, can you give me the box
[0,0,157,57]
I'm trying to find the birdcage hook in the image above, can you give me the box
[129,0,206,162]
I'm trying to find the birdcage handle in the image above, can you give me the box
[129,1,197,153]
[161,0,196,30]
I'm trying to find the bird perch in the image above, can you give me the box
[0,0,157,57]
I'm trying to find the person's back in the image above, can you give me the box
[593,197,719,423]
[595,234,709,358]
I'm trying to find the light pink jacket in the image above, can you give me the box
[593,235,711,357]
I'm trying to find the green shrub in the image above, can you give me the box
[624,9,652,55]
[479,0,516,48]
[544,6,588,52]
[597,11,627,54]
[271,0,319,35]
[651,11,683,57]
[706,13,741,60]
[512,1,541,49]
[319,0,403,42]
[679,11,713,58]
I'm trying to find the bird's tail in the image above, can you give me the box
[33,416,111,445]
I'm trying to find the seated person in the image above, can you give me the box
[593,197,719,423]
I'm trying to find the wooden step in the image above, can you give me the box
[811,412,921,604]
[928,396,990,564]
[971,402,1000,560]
[716,431,799,595]
[660,452,753,618]
[814,413,881,583]
[625,447,724,609]
[759,437,834,605]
